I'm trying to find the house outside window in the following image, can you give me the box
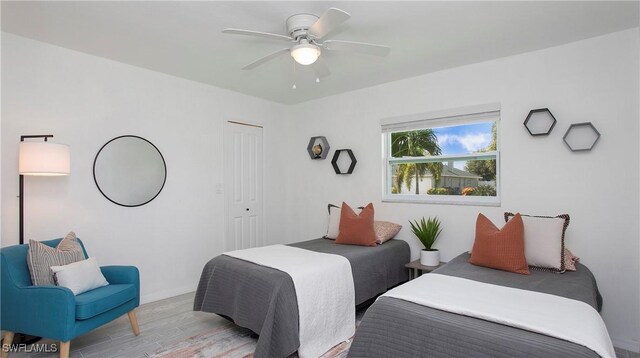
[382,104,500,206]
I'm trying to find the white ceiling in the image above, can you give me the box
[2,1,638,105]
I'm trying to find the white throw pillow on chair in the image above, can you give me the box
[51,257,109,295]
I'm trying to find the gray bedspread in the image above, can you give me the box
[348,253,603,358]
[193,238,410,358]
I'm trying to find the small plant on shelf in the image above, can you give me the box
[409,216,443,266]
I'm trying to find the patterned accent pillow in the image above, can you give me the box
[374,221,402,244]
[469,213,529,275]
[27,232,85,285]
[564,248,579,272]
[504,212,570,273]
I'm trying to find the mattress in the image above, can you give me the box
[348,252,603,358]
[193,238,410,358]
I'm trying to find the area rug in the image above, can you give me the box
[149,311,364,358]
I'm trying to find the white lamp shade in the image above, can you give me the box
[290,44,320,65]
[19,142,70,176]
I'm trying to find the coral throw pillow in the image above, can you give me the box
[469,213,529,275]
[335,202,377,247]
[325,204,362,239]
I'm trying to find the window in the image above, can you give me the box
[382,104,500,205]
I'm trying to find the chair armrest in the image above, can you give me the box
[101,266,139,286]
[6,286,76,341]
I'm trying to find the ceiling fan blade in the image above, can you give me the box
[222,28,292,42]
[242,48,290,70]
[323,40,390,57]
[308,8,351,39]
[313,57,331,78]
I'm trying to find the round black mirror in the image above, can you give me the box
[93,135,167,207]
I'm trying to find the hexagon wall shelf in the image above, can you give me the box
[563,122,601,152]
[307,136,330,159]
[331,149,357,174]
[524,108,557,136]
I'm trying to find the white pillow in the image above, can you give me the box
[506,212,569,272]
[325,204,361,239]
[51,257,109,295]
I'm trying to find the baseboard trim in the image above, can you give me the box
[140,285,195,305]
[612,336,640,353]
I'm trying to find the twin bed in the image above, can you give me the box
[194,238,611,358]
[194,238,410,357]
[349,252,605,358]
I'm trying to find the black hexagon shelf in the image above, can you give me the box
[524,108,557,136]
[307,136,330,159]
[563,122,601,152]
[331,149,357,174]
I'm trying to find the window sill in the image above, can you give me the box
[382,195,501,207]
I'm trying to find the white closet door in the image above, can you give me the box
[225,121,263,251]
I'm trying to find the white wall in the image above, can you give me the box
[281,29,640,350]
[1,33,287,303]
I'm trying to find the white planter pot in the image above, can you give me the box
[420,250,440,266]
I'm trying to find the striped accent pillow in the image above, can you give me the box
[27,232,85,286]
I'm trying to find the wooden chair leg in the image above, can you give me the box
[1,331,14,358]
[128,310,140,336]
[59,341,69,358]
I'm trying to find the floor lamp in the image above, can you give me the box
[14,134,70,345]
[19,135,70,244]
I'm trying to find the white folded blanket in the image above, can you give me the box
[224,244,355,358]
[382,273,615,358]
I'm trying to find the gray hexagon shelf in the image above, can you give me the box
[307,136,330,159]
[331,149,357,174]
[524,108,557,136]
[563,122,601,152]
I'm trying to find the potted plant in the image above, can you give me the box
[409,217,443,266]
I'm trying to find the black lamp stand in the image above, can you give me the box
[13,135,54,345]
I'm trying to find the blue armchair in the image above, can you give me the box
[1,238,140,358]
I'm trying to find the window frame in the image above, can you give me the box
[381,105,501,206]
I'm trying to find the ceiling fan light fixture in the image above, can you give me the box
[290,40,320,65]
[224,7,389,75]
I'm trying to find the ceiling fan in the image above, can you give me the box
[222,8,391,78]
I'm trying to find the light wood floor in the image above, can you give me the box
[9,292,222,358]
[6,291,639,358]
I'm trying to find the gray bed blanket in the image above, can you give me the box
[348,252,603,358]
[194,238,409,358]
